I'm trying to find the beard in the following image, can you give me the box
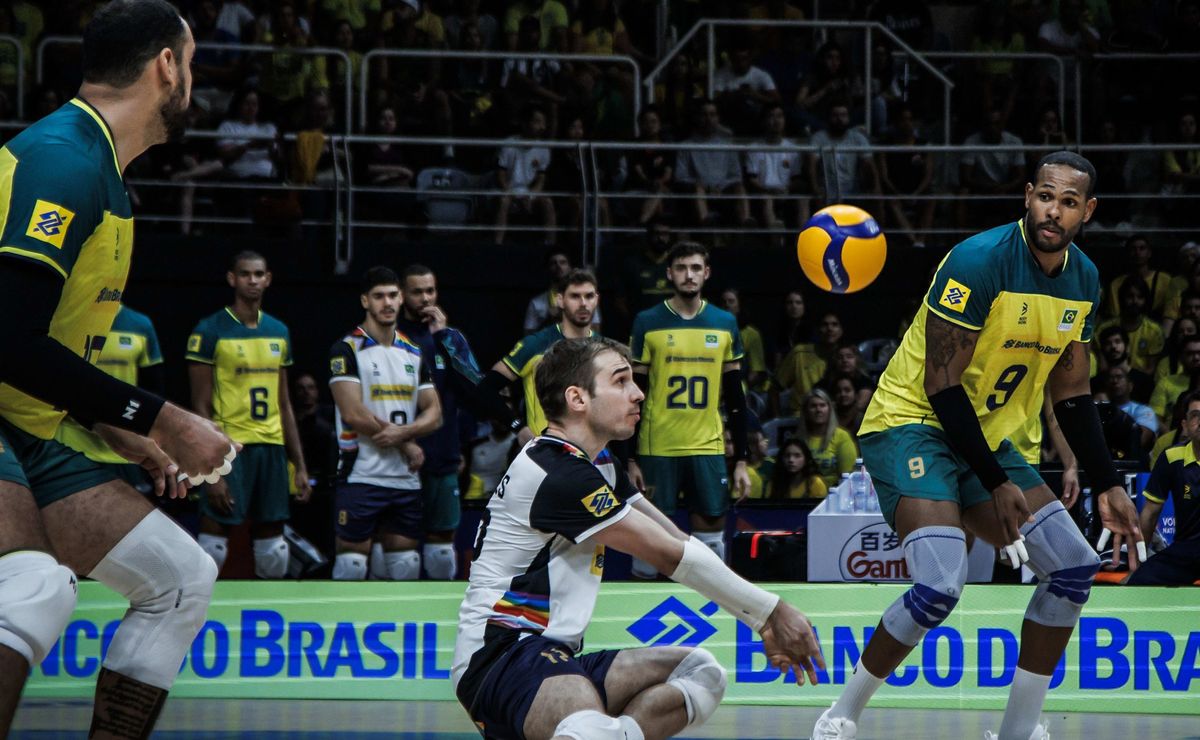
[1024,212,1072,253]
[158,80,189,144]
[565,310,593,329]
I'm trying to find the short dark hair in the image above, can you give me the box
[1098,325,1130,346]
[667,241,709,266]
[558,268,598,293]
[1034,150,1097,199]
[362,265,400,294]
[402,263,434,282]
[229,250,267,271]
[83,0,187,88]
[1117,275,1150,304]
[536,337,631,424]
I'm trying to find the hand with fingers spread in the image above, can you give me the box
[1096,485,1146,571]
[992,481,1033,568]
[758,600,825,686]
[94,423,184,500]
[149,403,239,484]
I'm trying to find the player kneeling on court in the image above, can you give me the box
[452,337,823,740]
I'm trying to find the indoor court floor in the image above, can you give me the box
[11,699,1199,739]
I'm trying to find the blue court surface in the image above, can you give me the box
[11,699,1200,739]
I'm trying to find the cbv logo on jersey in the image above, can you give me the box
[580,485,617,517]
[627,597,718,647]
[1058,308,1079,331]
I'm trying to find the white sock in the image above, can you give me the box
[829,658,885,722]
[368,542,387,580]
[197,533,228,571]
[423,543,457,580]
[998,667,1051,740]
[694,530,725,562]
[618,715,644,740]
[333,552,368,580]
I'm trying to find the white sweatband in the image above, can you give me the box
[670,536,779,631]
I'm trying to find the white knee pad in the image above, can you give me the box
[666,647,727,729]
[333,552,368,580]
[423,543,457,580]
[88,510,218,690]
[1021,501,1101,627]
[618,715,644,740]
[0,551,77,664]
[881,526,968,646]
[553,709,624,740]
[197,533,227,571]
[253,536,289,579]
[368,542,387,580]
[694,531,726,562]
[385,549,421,581]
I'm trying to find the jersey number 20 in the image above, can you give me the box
[666,375,709,409]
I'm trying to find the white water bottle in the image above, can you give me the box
[850,458,868,512]
[837,473,851,512]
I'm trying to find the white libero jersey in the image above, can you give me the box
[328,327,434,489]
[451,437,641,693]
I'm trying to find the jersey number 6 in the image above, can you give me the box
[985,364,1028,411]
[250,386,270,420]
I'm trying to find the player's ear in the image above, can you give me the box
[156,46,178,88]
[1023,182,1034,209]
[1082,197,1097,224]
[263,271,273,288]
[225,271,236,288]
[360,293,370,310]
[564,385,587,412]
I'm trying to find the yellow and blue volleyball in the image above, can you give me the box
[796,204,887,294]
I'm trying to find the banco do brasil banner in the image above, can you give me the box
[25,582,1200,714]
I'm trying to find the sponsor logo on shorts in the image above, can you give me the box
[938,279,971,314]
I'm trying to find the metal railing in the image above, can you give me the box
[0,35,24,120]
[645,19,956,144]
[358,49,641,135]
[36,36,355,133]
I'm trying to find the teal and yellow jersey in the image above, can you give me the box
[862,220,1100,450]
[631,300,743,457]
[503,324,595,435]
[187,308,293,445]
[0,98,133,439]
[57,305,164,464]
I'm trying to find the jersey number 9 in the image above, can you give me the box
[985,364,1028,411]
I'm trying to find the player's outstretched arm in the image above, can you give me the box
[1047,340,1145,568]
[592,509,824,685]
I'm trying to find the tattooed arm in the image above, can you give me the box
[923,312,980,397]
[1046,340,1091,402]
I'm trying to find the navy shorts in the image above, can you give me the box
[1125,538,1200,586]
[334,482,423,542]
[461,634,620,740]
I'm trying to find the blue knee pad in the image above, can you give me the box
[881,527,968,646]
[1020,501,1101,627]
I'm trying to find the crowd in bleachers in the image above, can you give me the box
[2,0,1200,243]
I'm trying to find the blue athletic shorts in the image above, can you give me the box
[334,481,423,542]
[459,634,620,740]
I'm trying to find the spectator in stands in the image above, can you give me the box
[164,102,225,236]
[958,108,1025,229]
[1100,366,1159,449]
[314,0,379,42]
[807,101,880,210]
[327,20,363,125]
[969,5,1025,126]
[1163,242,1200,331]
[254,0,328,129]
[746,103,806,231]
[1151,393,1192,467]
[1163,110,1200,226]
[655,54,705,137]
[721,288,768,393]
[1165,258,1200,336]
[500,16,567,134]
[1127,390,1200,586]
[714,39,781,136]
[447,20,495,140]
[547,113,609,236]
[1034,105,1071,148]
[494,105,556,246]
[877,105,935,247]
[1090,117,1130,223]
[814,311,845,363]
[833,376,865,440]
[217,88,280,182]
[189,0,242,117]
[674,99,751,226]
[1099,277,1166,376]
[773,289,809,367]
[776,312,846,418]
[614,219,673,332]
[1150,335,1200,427]
[363,106,413,188]
[626,106,674,225]
[1037,0,1100,65]
[571,0,633,57]
[726,427,765,500]
[794,41,861,134]
[1104,234,1172,319]
[748,0,806,54]
[503,0,570,52]
[1157,316,1200,383]
[765,437,827,499]
[801,388,856,489]
[524,249,603,333]
[445,0,499,50]
[818,341,875,410]
[1094,325,1155,402]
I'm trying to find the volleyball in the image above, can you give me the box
[796,204,888,294]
